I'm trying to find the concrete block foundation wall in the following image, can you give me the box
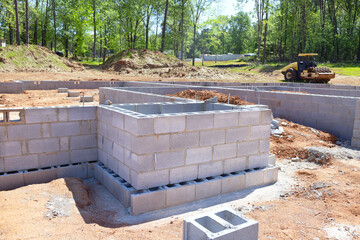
[0,106,98,174]
[97,103,272,190]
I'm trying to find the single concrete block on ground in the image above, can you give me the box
[80,96,94,102]
[131,187,166,215]
[68,91,81,97]
[58,88,68,93]
[183,207,259,240]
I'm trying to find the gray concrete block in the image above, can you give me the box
[70,148,98,163]
[166,183,196,207]
[170,165,198,184]
[268,154,276,165]
[7,124,42,140]
[28,138,60,154]
[200,129,225,146]
[131,135,170,155]
[245,169,264,188]
[131,169,169,190]
[221,172,246,194]
[155,150,185,170]
[68,91,80,97]
[213,143,236,160]
[111,111,124,129]
[24,168,57,185]
[0,141,22,157]
[186,114,214,131]
[60,137,69,151]
[58,88,68,93]
[223,157,246,173]
[171,132,199,150]
[0,126,7,141]
[125,116,154,136]
[261,109,272,124]
[263,166,278,184]
[195,178,221,200]
[186,147,212,164]
[155,116,186,134]
[0,158,4,173]
[3,155,39,172]
[0,172,25,190]
[250,125,270,140]
[70,134,97,150]
[198,161,223,179]
[259,139,270,153]
[248,154,269,169]
[113,179,136,208]
[238,111,260,126]
[214,112,238,128]
[225,127,249,143]
[124,152,153,172]
[80,96,94,102]
[51,122,80,137]
[131,188,166,215]
[116,161,130,183]
[25,108,57,123]
[68,106,97,121]
[57,164,88,179]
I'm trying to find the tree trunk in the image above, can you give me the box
[52,0,56,52]
[103,23,107,63]
[25,0,29,44]
[283,0,288,60]
[33,0,39,45]
[100,26,102,59]
[145,14,150,49]
[180,0,185,60]
[14,0,21,45]
[65,23,69,57]
[92,0,96,61]
[160,0,169,52]
[9,23,13,45]
[357,28,360,61]
[192,24,196,66]
[42,0,49,47]
[262,10,268,63]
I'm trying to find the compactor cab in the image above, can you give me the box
[281,53,335,83]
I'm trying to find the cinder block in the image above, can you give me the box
[51,122,80,137]
[102,169,116,193]
[183,208,259,240]
[195,178,221,200]
[117,129,131,150]
[116,161,130,183]
[131,188,166,215]
[39,152,70,168]
[70,148,98,163]
[28,138,60,154]
[186,114,214,131]
[198,161,223,179]
[268,154,276,165]
[155,116,186,134]
[221,172,246,194]
[79,121,94,135]
[223,157,246,173]
[106,154,117,171]
[261,109,272,124]
[124,152,153,172]
[60,137,69,151]
[80,96,94,102]
[131,135,170,155]
[259,139,270,153]
[7,124,41,140]
[125,116,154,136]
[112,143,124,162]
[171,132,199,150]
[113,179,136,208]
[25,108,57,123]
[0,126,7,141]
[170,165,198,184]
[24,168,57,185]
[214,112,238,128]
[0,141,22,157]
[93,164,104,184]
[68,91,80,97]
[111,111,124,129]
[58,108,68,121]
[186,147,212,164]
[200,129,225,146]
[70,134,97,150]
[155,150,185,170]
[0,158,4,172]
[263,166,278,184]
[238,111,261,126]
[131,169,169,190]
[248,154,269,169]
[213,143,236,160]
[245,169,264,188]
[166,183,195,206]
[250,125,270,140]
[0,172,25,190]
[57,164,88,179]
[58,88,68,93]
[225,127,249,143]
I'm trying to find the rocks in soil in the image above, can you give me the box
[271,119,284,136]
[306,147,331,164]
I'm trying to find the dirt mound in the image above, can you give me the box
[0,45,83,72]
[270,118,337,159]
[102,49,239,80]
[168,90,255,105]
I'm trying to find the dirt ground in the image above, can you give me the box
[0,89,99,108]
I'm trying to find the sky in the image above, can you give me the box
[213,0,254,17]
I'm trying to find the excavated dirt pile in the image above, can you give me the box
[168,89,255,105]
[102,49,239,80]
[0,45,83,72]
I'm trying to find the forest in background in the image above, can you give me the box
[1,0,360,64]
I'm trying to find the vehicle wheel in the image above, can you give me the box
[284,68,297,81]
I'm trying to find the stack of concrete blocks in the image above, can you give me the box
[0,106,98,190]
[183,208,258,240]
[96,102,278,214]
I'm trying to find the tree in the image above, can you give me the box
[160,0,169,52]
[25,0,29,44]
[14,0,20,45]
[92,0,96,60]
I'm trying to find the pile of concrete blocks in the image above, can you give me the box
[183,207,258,240]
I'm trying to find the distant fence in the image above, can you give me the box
[203,54,241,61]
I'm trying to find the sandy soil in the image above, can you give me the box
[0,89,99,108]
